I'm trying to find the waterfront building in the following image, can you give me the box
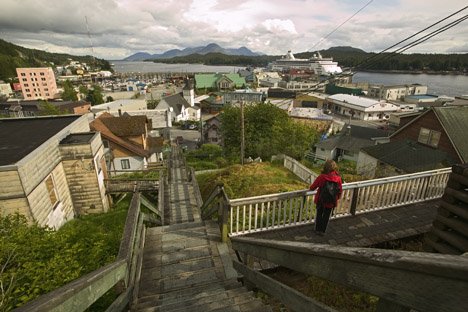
[368,84,428,101]
[16,67,58,100]
[326,94,400,121]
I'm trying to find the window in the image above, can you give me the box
[121,159,131,169]
[41,78,46,81]
[418,127,441,148]
[21,73,26,76]
[22,78,27,82]
[45,175,59,208]
[40,72,45,76]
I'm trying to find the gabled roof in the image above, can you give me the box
[195,73,246,89]
[391,106,468,162]
[361,140,455,173]
[90,116,149,158]
[433,106,468,163]
[160,94,190,115]
[315,125,388,152]
[99,114,149,137]
[0,115,81,166]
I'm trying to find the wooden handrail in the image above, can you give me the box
[14,168,167,311]
[231,236,468,312]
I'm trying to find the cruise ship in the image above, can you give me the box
[268,50,343,77]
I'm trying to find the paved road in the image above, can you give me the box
[171,128,201,151]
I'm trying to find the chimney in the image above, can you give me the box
[346,124,351,136]
[118,109,122,117]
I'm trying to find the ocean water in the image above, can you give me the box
[353,72,468,97]
[112,61,468,97]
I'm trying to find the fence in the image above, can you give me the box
[228,167,451,236]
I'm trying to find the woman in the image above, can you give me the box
[309,159,342,235]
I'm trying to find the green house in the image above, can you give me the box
[195,73,246,90]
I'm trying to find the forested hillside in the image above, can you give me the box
[0,39,112,81]
[152,46,468,73]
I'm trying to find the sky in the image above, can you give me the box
[0,0,467,60]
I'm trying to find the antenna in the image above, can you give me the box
[84,16,95,55]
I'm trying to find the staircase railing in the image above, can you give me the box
[15,172,166,311]
[228,167,451,236]
[200,183,231,242]
[231,236,468,312]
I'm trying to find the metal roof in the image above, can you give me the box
[361,140,455,173]
[434,106,468,163]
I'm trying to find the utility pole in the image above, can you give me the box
[240,100,245,165]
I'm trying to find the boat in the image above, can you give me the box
[268,50,343,77]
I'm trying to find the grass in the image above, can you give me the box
[196,162,308,200]
[110,171,160,180]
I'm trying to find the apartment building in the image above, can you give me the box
[16,67,58,100]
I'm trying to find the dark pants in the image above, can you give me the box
[315,203,334,233]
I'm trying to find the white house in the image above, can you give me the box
[326,94,400,121]
[368,84,428,101]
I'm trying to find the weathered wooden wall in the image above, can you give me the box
[425,163,468,254]
[0,170,31,219]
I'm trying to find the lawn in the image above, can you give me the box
[196,162,309,200]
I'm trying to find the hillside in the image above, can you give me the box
[151,46,468,73]
[0,38,112,81]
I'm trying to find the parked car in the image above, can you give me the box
[188,124,197,130]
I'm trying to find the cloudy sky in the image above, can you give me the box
[1,0,467,60]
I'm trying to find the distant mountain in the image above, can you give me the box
[325,46,367,53]
[123,43,261,61]
[123,52,153,61]
[0,38,112,81]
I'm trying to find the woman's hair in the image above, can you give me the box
[322,159,338,174]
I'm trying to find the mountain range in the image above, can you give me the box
[123,43,261,61]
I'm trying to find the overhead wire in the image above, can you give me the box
[268,5,468,105]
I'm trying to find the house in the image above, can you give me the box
[313,124,389,162]
[356,106,468,178]
[0,83,13,98]
[90,113,159,172]
[357,140,454,178]
[368,84,428,101]
[203,114,222,145]
[16,67,59,100]
[0,100,91,117]
[390,106,468,164]
[90,99,147,115]
[0,115,109,229]
[157,94,191,122]
[326,94,400,121]
[195,73,246,91]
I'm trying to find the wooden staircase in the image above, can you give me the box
[132,147,271,311]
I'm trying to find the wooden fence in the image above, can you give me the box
[226,167,451,236]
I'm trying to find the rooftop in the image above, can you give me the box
[328,94,381,108]
[0,115,80,166]
[60,132,96,145]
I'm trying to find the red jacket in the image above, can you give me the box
[309,171,342,208]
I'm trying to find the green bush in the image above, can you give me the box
[0,196,130,311]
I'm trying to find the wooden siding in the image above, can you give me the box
[0,170,24,198]
[27,163,74,228]
[392,110,461,162]
[0,198,31,220]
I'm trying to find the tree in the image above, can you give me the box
[85,85,104,106]
[221,102,318,160]
[61,80,78,101]
[39,100,63,116]
[106,96,114,103]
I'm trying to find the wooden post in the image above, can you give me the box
[220,201,230,243]
[350,187,359,216]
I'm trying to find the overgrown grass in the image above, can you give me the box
[196,162,308,200]
[110,171,160,180]
[0,195,131,311]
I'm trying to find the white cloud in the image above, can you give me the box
[0,0,467,59]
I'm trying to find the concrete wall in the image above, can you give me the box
[356,152,378,178]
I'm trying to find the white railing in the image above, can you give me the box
[228,167,451,236]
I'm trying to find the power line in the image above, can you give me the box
[269,5,468,104]
[309,0,374,51]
